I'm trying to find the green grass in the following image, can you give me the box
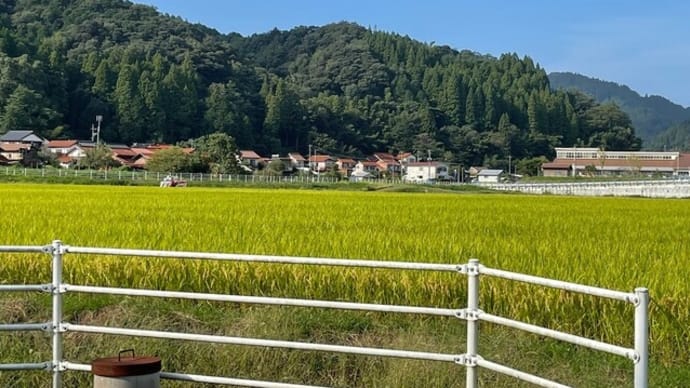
[1,183,688,386]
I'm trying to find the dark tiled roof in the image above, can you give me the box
[0,130,33,141]
[0,131,44,143]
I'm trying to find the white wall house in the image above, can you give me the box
[404,162,449,183]
[477,169,504,183]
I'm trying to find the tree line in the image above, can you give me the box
[0,0,642,174]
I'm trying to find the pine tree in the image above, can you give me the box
[114,63,145,141]
[0,85,60,135]
[92,60,113,97]
[205,81,253,147]
[465,88,476,125]
[162,56,198,142]
[263,79,304,150]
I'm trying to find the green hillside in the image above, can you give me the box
[0,0,641,170]
[549,71,690,146]
[648,120,690,151]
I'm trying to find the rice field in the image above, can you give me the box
[1,183,689,386]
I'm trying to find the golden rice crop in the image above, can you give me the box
[1,183,688,364]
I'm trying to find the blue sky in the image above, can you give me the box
[133,0,690,107]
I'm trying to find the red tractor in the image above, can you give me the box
[160,175,187,187]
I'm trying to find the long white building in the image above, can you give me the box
[542,148,690,177]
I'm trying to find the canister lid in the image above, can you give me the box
[92,351,161,377]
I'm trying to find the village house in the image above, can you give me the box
[336,158,356,177]
[55,154,74,169]
[0,143,29,165]
[309,154,336,173]
[46,140,95,168]
[0,131,46,165]
[396,152,417,174]
[127,144,194,170]
[354,160,378,177]
[476,169,504,183]
[110,144,139,167]
[288,152,306,170]
[404,161,450,183]
[129,145,156,170]
[0,130,47,147]
[269,154,294,173]
[237,150,264,171]
[372,152,401,177]
[47,140,79,155]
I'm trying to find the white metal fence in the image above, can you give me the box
[0,241,649,388]
[483,178,690,198]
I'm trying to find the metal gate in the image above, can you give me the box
[0,240,649,387]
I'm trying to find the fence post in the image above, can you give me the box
[466,258,480,388]
[634,287,649,388]
[51,240,65,388]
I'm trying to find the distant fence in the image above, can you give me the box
[0,167,474,186]
[483,179,690,198]
[1,167,419,185]
[1,241,648,388]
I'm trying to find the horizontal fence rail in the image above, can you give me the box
[0,241,649,388]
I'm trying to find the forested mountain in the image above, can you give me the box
[549,72,690,146]
[648,120,690,151]
[0,0,642,171]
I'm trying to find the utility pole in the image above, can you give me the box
[308,144,312,180]
[91,115,103,144]
[427,149,432,183]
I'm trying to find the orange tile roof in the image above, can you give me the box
[111,148,137,157]
[288,152,306,161]
[309,155,334,162]
[57,154,73,163]
[132,156,149,168]
[130,147,155,156]
[0,143,30,152]
[407,162,446,167]
[377,159,400,166]
[374,152,396,161]
[240,150,262,159]
[48,140,78,148]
